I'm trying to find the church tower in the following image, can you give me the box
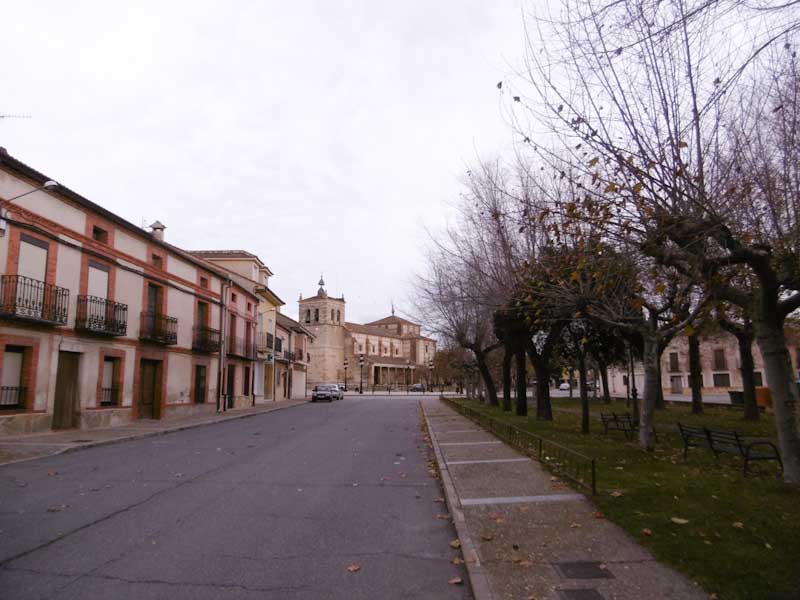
[298,276,346,387]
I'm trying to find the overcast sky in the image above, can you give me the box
[1,1,526,323]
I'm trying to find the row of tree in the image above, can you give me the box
[415,0,800,484]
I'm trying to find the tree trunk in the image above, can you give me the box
[736,330,759,421]
[599,360,611,404]
[753,316,800,484]
[475,351,498,407]
[533,358,553,421]
[515,350,527,416]
[568,369,574,399]
[502,347,512,412]
[629,348,639,420]
[688,333,703,414]
[578,351,589,434]
[639,337,659,451]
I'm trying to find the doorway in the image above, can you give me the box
[194,365,207,404]
[53,351,80,430]
[138,359,162,419]
[670,375,683,394]
[226,364,235,408]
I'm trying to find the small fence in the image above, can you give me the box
[441,397,596,495]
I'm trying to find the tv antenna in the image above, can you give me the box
[0,114,32,121]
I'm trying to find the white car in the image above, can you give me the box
[332,384,344,400]
[558,382,571,391]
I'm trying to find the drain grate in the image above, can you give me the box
[558,589,605,600]
[71,439,92,443]
[554,561,614,579]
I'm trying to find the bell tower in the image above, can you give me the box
[299,276,346,387]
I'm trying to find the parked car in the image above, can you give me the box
[558,382,571,391]
[332,384,344,400]
[312,384,337,402]
[409,383,425,392]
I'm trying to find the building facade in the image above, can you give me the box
[274,312,313,399]
[299,278,436,390]
[605,327,800,397]
[0,149,260,435]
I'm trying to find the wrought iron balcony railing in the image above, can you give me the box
[193,326,221,353]
[100,386,119,407]
[227,336,257,360]
[139,311,178,345]
[0,275,68,325]
[76,295,127,336]
[0,386,26,410]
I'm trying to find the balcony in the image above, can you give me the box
[0,386,26,410]
[256,332,274,351]
[193,326,221,353]
[227,336,257,360]
[139,311,178,345]
[76,295,127,336]
[0,275,68,325]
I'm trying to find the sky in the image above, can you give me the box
[0,1,527,323]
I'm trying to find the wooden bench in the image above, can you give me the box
[600,412,656,441]
[676,423,783,475]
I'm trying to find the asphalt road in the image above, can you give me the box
[0,395,471,600]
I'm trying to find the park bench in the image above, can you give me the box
[676,423,783,475]
[600,412,656,441]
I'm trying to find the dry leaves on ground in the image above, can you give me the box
[481,534,494,541]
[732,521,744,529]
[642,528,653,537]
[670,517,689,525]
[610,490,623,497]
[592,511,605,519]
[449,539,462,549]
[451,557,465,565]
[436,513,450,520]
[448,577,463,585]
[346,563,361,573]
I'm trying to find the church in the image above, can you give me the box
[299,278,437,390]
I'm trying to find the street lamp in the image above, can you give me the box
[405,360,410,394]
[1,181,59,238]
[359,354,365,394]
[343,358,349,391]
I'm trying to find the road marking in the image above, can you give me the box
[461,493,585,506]
[439,441,503,446]
[447,458,530,465]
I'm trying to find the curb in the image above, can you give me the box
[421,400,496,600]
[0,400,309,467]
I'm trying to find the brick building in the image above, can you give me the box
[299,278,436,390]
[0,149,262,435]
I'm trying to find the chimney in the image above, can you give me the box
[149,220,166,241]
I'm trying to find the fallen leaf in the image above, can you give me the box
[732,521,744,529]
[346,563,361,573]
[765,542,772,549]
[448,577,463,585]
[518,560,533,567]
[47,470,57,476]
[451,557,465,565]
[449,539,461,549]
[670,517,689,525]
[610,490,622,497]
[642,528,653,536]
[592,511,605,519]
[481,534,494,541]
[569,522,582,529]
[436,513,450,520]
[434,497,445,503]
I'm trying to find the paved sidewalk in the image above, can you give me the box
[421,397,708,600]
[0,399,308,466]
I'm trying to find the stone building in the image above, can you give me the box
[299,278,436,390]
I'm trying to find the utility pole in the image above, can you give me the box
[359,354,364,394]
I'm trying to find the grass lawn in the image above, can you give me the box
[457,398,800,600]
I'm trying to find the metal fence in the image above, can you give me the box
[0,386,26,410]
[441,397,596,495]
[0,275,69,324]
[76,295,127,335]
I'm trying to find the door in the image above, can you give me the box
[53,352,80,430]
[226,364,235,408]
[138,359,161,419]
[17,238,48,318]
[194,365,207,404]
[670,375,683,394]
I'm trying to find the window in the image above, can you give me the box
[305,309,311,323]
[244,367,251,396]
[622,375,629,386]
[231,293,237,303]
[359,343,364,352]
[92,226,108,244]
[712,373,731,387]
[336,310,340,323]
[713,348,727,371]
[197,301,209,326]
[753,372,763,387]
[331,309,335,321]
[247,302,252,314]
[314,308,319,322]
[101,358,120,406]
[669,352,679,372]
[200,276,209,289]
[275,337,283,352]
[151,254,163,269]
[1,346,26,410]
